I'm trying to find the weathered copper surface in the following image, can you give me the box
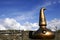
[29,7,55,39]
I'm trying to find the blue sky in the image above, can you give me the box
[0,0,60,30]
[0,0,60,21]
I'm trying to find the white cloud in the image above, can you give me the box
[0,18,39,31]
[0,25,6,30]
[0,18,21,30]
[0,18,60,31]
[22,18,60,31]
[4,18,21,30]
[23,22,39,31]
[47,18,60,31]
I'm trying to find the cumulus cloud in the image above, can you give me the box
[0,18,39,31]
[0,18,60,31]
[47,18,60,31]
[0,25,6,30]
[0,18,21,30]
[22,22,39,31]
[22,18,60,31]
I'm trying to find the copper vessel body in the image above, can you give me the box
[29,7,55,39]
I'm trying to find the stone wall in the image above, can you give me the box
[0,30,60,40]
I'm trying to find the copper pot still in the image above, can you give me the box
[29,7,55,39]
